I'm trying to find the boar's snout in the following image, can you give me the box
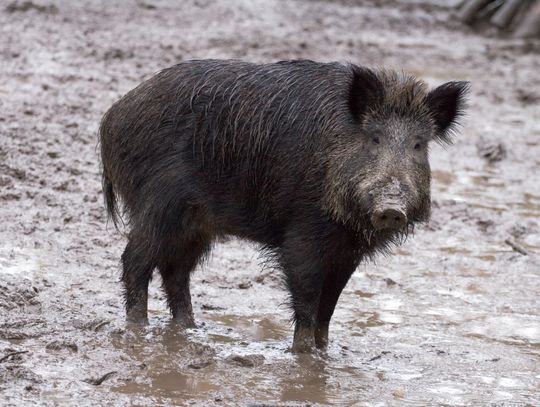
[367,176,411,231]
[370,206,408,231]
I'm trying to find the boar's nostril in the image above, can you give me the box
[371,208,407,231]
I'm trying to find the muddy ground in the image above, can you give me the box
[1,0,539,406]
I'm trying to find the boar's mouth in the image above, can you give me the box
[361,214,416,248]
[369,200,408,231]
[356,189,430,247]
[321,175,430,244]
[363,199,431,249]
[363,176,430,233]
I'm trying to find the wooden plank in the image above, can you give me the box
[458,0,494,24]
[514,0,540,37]
[490,0,526,28]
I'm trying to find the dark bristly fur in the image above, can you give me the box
[99,59,468,352]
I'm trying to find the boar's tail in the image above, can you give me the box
[99,104,123,231]
[102,172,122,230]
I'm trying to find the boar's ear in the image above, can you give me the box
[348,66,384,120]
[426,81,470,142]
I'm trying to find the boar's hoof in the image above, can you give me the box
[126,300,149,324]
[126,311,149,325]
[171,315,197,329]
[371,208,407,231]
[315,325,329,349]
[292,326,317,353]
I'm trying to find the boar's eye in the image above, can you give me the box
[414,142,422,150]
[372,137,380,145]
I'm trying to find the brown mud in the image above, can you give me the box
[1,0,539,405]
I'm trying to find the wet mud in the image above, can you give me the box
[1,0,539,405]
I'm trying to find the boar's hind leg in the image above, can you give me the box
[122,233,157,323]
[158,237,210,328]
[315,256,358,349]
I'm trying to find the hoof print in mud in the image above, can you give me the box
[83,371,117,386]
[45,341,78,353]
[225,354,265,368]
[187,360,214,369]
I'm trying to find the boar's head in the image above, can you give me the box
[323,66,469,244]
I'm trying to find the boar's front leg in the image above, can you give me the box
[279,218,351,353]
[315,257,359,349]
[280,243,325,352]
[280,217,362,352]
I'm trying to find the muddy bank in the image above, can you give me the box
[1,0,539,405]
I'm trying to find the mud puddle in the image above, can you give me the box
[1,0,539,405]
